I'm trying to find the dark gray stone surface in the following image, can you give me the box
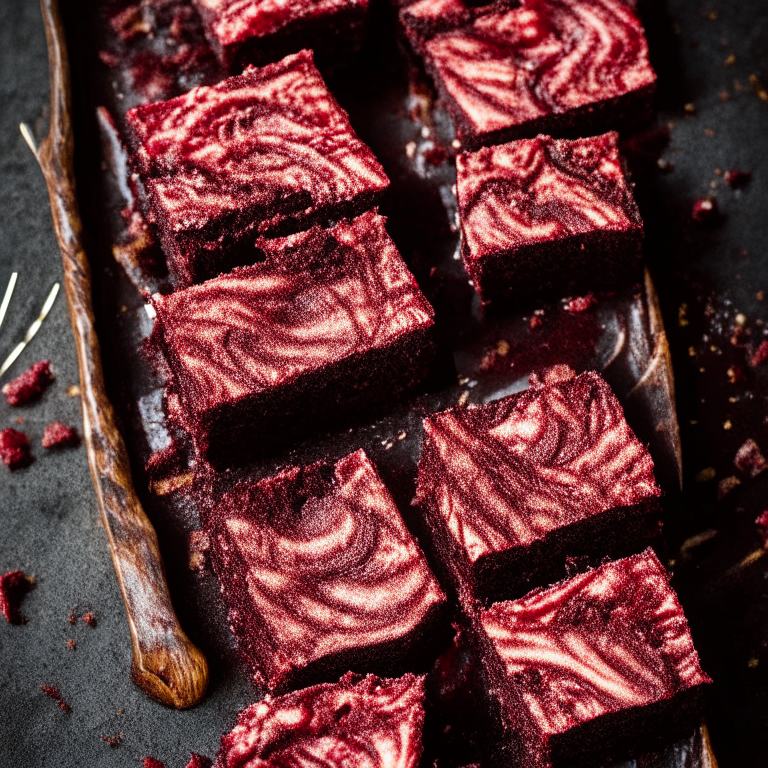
[1,0,767,766]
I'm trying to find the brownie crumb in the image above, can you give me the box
[100,733,123,748]
[692,197,720,225]
[756,511,768,550]
[42,422,81,450]
[566,293,597,313]
[735,439,768,478]
[186,754,212,768]
[41,685,71,713]
[2,361,55,406]
[724,169,752,188]
[0,570,35,624]
[0,428,34,470]
[143,758,166,768]
[83,611,97,628]
[68,608,77,625]
[67,639,76,650]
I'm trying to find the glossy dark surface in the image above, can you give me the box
[1,1,768,767]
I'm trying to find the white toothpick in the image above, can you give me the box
[0,272,18,333]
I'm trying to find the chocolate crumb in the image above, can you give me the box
[83,611,97,628]
[41,685,71,713]
[68,608,77,625]
[67,639,76,650]
[100,733,123,748]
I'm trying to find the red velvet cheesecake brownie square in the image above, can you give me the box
[403,0,656,149]
[126,50,389,286]
[456,132,643,307]
[214,672,426,768]
[192,0,370,73]
[150,211,435,468]
[414,371,662,606]
[202,449,447,690]
[475,549,711,768]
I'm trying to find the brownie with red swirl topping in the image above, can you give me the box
[192,0,369,73]
[150,211,435,468]
[213,672,426,768]
[456,132,643,307]
[202,449,447,691]
[401,0,656,149]
[414,370,662,607]
[126,50,389,287]
[475,549,711,768]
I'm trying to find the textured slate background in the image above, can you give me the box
[1,0,767,766]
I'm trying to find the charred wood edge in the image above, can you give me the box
[628,268,684,493]
[34,0,209,709]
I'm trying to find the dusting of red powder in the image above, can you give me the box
[0,428,34,470]
[2,361,55,406]
[42,421,81,449]
[0,570,35,624]
[41,685,71,713]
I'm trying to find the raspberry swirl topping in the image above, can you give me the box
[415,371,660,563]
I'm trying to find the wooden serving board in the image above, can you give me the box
[36,0,715,764]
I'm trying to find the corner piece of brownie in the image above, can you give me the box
[126,50,389,286]
[214,673,426,768]
[150,211,435,468]
[192,0,370,73]
[456,132,643,307]
[403,0,656,149]
[475,549,711,768]
[202,449,447,690]
[414,370,662,606]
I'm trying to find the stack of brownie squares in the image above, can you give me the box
[120,0,713,766]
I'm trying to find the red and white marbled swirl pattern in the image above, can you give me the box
[208,450,445,688]
[423,0,656,141]
[214,673,425,768]
[127,50,388,233]
[479,550,711,738]
[415,371,660,564]
[194,0,367,49]
[151,212,433,416]
[457,133,641,261]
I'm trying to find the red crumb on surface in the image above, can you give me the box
[734,439,768,478]
[691,197,720,225]
[42,422,81,449]
[67,639,76,650]
[143,758,166,768]
[749,340,768,368]
[68,608,77,625]
[0,570,35,624]
[756,511,768,550]
[83,611,97,628]
[41,685,71,713]
[424,144,448,165]
[101,733,124,748]
[566,293,597,313]
[0,428,34,470]
[186,754,212,768]
[2,361,55,406]
[724,169,752,188]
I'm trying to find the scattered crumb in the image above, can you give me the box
[565,293,596,313]
[679,304,689,327]
[68,608,77,625]
[457,391,469,406]
[723,420,733,430]
[83,611,97,628]
[727,365,745,383]
[116,709,124,716]
[719,90,730,101]
[143,758,166,768]
[2,361,55,406]
[188,530,210,573]
[0,570,35,624]
[724,169,752,188]
[724,54,736,65]
[42,422,81,450]
[41,685,71,713]
[186,754,213,768]
[749,74,768,101]
[0,428,34,470]
[496,339,510,356]
[691,197,720,225]
[718,475,741,499]
[101,733,124,748]
[694,467,716,483]
[734,439,767,478]
[684,102,696,114]
[66,384,81,397]
[424,144,448,165]
[748,657,760,668]
[748,340,768,368]
[704,128,716,138]
[756,290,764,301]
[67,639,76,650]
[756,511,768,549]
